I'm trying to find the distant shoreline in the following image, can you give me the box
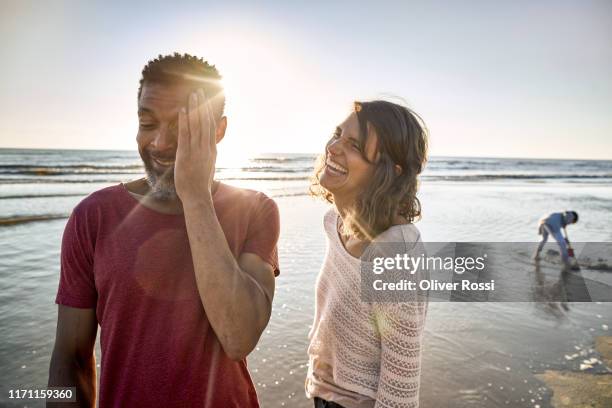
[0,147,610,162]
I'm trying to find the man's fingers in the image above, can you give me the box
[204,97,216,151]
[178,107,189,155]
[188,92,200,148]
[197,89,211,151]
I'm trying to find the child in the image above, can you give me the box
[534,211,579,266]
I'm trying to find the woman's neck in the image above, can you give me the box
[332,192,409,244]
[331,193,368,252]
[331,193,354,220]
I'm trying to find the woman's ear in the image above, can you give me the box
[394,164,403,176]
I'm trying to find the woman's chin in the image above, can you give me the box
[320,167,349,191]
[320,174,343,193]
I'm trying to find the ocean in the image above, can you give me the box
[2,149,612,226]
[1,148,612,407]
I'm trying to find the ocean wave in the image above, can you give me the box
[250,155,317,163]
[0,191,311,201]
[3,172,611,185]
[0,165,142,176]
[0,174,311,184]
[220,175,310,181]
[0,214,68,226]
[0,178,129,184]
[0,169,142,176]
[424,174,612,181]
[0,193,313,225]
[438,159,492,166]
[0,163,142,171]
[0,193,87,200]
[269,191,310,198]
[231,167,312,173]
[0,164,312,176]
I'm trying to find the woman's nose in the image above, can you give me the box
[327,138,342,155]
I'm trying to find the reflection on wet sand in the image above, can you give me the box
[532,260,591,315]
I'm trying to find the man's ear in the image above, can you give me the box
[215,116,227,144]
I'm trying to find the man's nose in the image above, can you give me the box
[150,124,177,151]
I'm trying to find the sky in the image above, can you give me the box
[1,0,611,159]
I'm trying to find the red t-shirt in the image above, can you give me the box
[55,183,280,407]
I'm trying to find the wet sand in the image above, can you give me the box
[2,188,612,407]
[248,196,612,408]
[535,336,612,407]
[595,336,612,367]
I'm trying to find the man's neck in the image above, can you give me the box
[123,178,183,215]
[124,179,221,215]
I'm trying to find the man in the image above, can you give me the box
[534,210,579,267]
[48,53,280,407]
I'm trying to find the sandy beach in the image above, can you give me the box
[1,151,612,407]
[3,0,612,405]
[249,195,612,408]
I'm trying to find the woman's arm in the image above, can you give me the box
[373,301,427,408]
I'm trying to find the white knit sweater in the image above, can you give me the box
[306,209,428,408]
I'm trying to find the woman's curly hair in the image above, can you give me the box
[310,100,428,240]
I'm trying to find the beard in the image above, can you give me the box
[140,149,177,201]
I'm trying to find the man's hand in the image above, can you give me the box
[174,89,216,203]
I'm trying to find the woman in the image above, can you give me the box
[306,100,429,408]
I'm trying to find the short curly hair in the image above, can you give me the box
[138,53,225,119]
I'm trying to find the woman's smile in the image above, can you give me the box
[324,156,348,177]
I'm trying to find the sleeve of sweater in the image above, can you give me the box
[370,227,428,407]
[372,300,427,408]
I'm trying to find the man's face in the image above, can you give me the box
[137,82,195,200]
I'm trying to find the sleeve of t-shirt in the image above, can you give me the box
[242,193,281,276]
[55,201,98,308]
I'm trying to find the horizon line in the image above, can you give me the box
[0,146,610,162]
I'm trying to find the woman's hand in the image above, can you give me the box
[174,88,217,204]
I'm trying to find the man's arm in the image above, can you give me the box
[47,306,98,407]
[183,201,276,361]
[174,89,278,361]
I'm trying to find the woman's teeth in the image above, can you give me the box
[326,157,348,175]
